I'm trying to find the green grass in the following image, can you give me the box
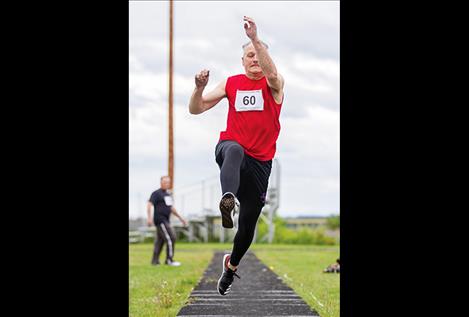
[129,243,339,317]
[251,244,340,317]
[129,243,215,317]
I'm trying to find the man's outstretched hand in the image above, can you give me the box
[244,16,258,40]
[195,69,210,88]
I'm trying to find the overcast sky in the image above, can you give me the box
[129,0,340,219]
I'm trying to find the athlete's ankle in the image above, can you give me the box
[228,262,238,271]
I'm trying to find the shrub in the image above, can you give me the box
[256,216,337,245]
[326,214,340,230]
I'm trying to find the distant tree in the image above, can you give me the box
[326,214,340,230]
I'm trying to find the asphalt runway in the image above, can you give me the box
[177,251,320,316]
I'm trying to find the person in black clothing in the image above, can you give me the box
[147,176,187,266]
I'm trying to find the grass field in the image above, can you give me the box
[129,242,339,317]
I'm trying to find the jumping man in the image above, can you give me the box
[188,16,284,295]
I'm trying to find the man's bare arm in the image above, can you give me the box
[244,16,284,92]
[189,69,226,114]
[146,202,153,226]
[171,207,187,226]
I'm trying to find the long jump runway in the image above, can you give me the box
[177,251,320,316]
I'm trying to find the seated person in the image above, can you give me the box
[323,258,340,273]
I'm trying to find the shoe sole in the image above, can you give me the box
[217,254,230,296]
[219,196,235,228]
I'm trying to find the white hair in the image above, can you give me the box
[242,41,269,51]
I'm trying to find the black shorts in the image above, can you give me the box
[215,140,272,206]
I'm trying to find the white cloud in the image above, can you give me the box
[278,106,339,159]
[292,53,340,80]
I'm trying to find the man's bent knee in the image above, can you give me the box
[226,143,244,160]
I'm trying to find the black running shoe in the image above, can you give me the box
[217,254,240,296]
[219,192,240,229]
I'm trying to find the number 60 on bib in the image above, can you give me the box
[234,89,264,112]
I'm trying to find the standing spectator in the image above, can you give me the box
[147,176,187,266]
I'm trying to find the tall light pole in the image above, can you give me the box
[168,0,174,189]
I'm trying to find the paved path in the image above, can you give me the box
[177,251,320,316]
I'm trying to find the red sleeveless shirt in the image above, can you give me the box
[219,74,282,161]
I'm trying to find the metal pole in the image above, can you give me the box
[137,192,142,222]
[202,180,205,210]
[210,184,214,211]
[168,0,174,189]
[276,158,281,211]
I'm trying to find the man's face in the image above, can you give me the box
[242,44,262,74]
[160,177,171,190]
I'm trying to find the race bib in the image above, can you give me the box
[234,89,264,112]
[164,196,173,206]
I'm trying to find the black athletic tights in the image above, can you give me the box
[215,140,272,266]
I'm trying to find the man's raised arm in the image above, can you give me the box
[243,16,284,92]
[189,69,226,114]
